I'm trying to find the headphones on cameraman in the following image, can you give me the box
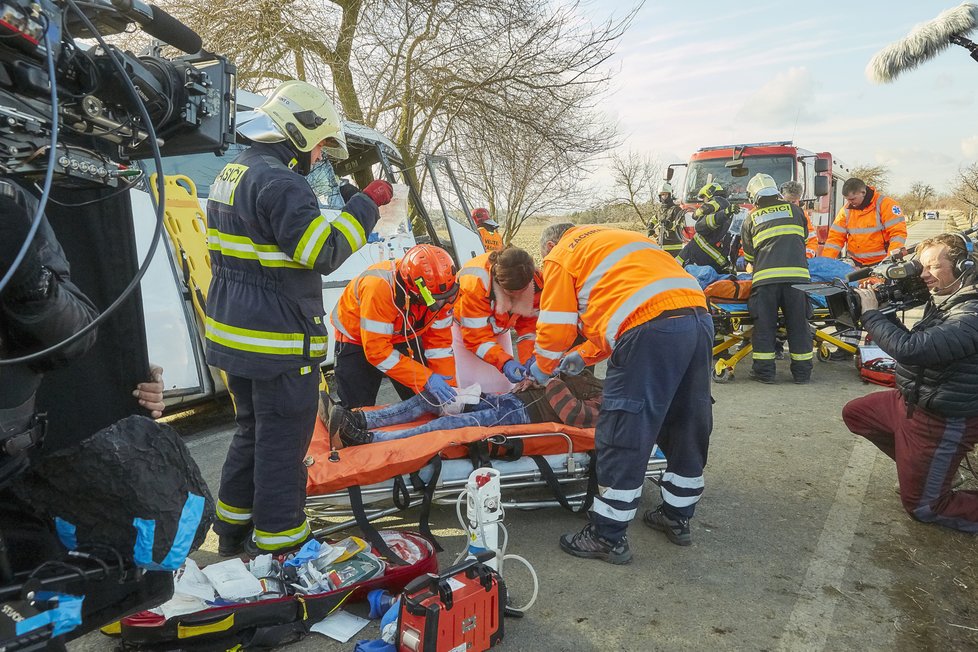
[948,232,975,277]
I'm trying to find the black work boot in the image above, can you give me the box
[218,529,251,557]
[643,504,692,546]
[748,369,775,385]
[329,405,373,447]
[559,523,632,565]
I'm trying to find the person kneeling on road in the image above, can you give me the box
[842,233,978,533]
[324,369,603,447]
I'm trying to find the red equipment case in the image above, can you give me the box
[397,556,505,652]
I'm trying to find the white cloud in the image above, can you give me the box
[962,136,978,159]
[737,67,818,127]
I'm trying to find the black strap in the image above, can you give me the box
[488,439,524,462]
[415,457,443,553]
[529,453,596,514]
[392,475,412,511]
[467,441,492,470]
[346,485,408,566]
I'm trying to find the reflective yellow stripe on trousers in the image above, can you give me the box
[205,317,328,356]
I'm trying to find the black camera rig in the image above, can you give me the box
[0,0,235,188]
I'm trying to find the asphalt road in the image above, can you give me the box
[70,218,978,652]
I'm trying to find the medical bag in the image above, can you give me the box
[856,344,897,387]
[397,555,505,652]
[114,531,438,650]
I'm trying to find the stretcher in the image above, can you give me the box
[302,406,667,548]
[708,299,857,383]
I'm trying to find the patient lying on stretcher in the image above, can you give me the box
[323,370,604,448]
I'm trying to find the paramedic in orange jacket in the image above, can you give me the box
[472,208,503,251]
[822,178,907,266]
[331,244,459,409]
[529,224,714,563]
[456,247,542,383]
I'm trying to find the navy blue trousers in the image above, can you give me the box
[591,310,714,541]
[215,369,318,550]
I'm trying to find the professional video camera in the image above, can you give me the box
[0,0,235,188]
[815,253,931,329]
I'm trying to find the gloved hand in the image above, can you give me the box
[339,181,359,203]
[367,232,383,243]
[424,373,457,405]
[502,359,525,383]
[527,361,551,385]
[557,351,585,376]
[362,180,393,207]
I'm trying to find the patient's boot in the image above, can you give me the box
[329,405,373,447]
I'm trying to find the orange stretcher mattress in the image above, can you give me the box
[305,413,596,496]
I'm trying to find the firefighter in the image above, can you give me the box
[472,207,503,251]
[822,178,907,360]
[205,80,389,557]
[647,182,686,256]
[456,246,542,383]
[676,181,737,273]
[530,224,713,563]
[741,174,813,384]
[331,244,459,416]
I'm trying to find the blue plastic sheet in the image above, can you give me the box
[686,265,721,289]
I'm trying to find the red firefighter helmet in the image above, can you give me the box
[398,245,459,307]
[472,208,498,229]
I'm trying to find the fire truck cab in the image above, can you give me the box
[667,141,850,245]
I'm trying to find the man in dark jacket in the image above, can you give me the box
[842,233,978,533]
[325,370,604,446]
[647,182,686,256]
[741,174,813,384]
[676,182,737,273]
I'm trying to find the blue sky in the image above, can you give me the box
[596,1,978,194]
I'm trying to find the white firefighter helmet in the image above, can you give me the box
[747,173,780,204]
[658,182,673,195]
[237,80,348,160]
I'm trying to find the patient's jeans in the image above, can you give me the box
[367,393,530,442]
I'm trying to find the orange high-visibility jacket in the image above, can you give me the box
[479,227,503,252]
[535,226,707,375]
[455,253,542,370]
[822,188,907,266]
[331,261,456,391]
[803,209,818,258]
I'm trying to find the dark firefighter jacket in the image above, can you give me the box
[647,202,686,253]
[204,142,379,379]
[862,280,978,417]
[740,196,811,287]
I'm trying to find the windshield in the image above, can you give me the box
[684,155,794,203]
[155,147,343,207]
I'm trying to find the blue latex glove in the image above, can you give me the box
[502,359,525,382]
[367,232,383,243]
[527,360,551,385]
[557,351,585,376]
[424,373,457,404]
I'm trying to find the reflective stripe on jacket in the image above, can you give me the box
[822,187,907,266]
[204,142,379,378]
[455,253,542,369]
[741,200,811,287]
[535,226,707,375]
[331,260,456,391]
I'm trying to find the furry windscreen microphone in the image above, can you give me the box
[867,2,978,83]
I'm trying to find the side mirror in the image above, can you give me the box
[665,167,675,181]
[814,158,830,174]
[730,167,749,178]
[814,176,829,197]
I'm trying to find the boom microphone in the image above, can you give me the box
[867,2,978,83]
[109,0,203,54]
[845,266,874,282]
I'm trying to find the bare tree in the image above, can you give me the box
[849,163,890,191]
[954,163,978,211]
[609,151,661,227]
[899,181,936,219]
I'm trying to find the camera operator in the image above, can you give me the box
[0,178,100,572]
[842,233,978,533]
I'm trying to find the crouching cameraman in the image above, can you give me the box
[842,233,978,533]
[0,178,100,572]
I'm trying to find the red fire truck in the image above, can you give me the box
[667,141,850,245]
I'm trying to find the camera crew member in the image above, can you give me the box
[0,179,99,572]
[842,234,978,533]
